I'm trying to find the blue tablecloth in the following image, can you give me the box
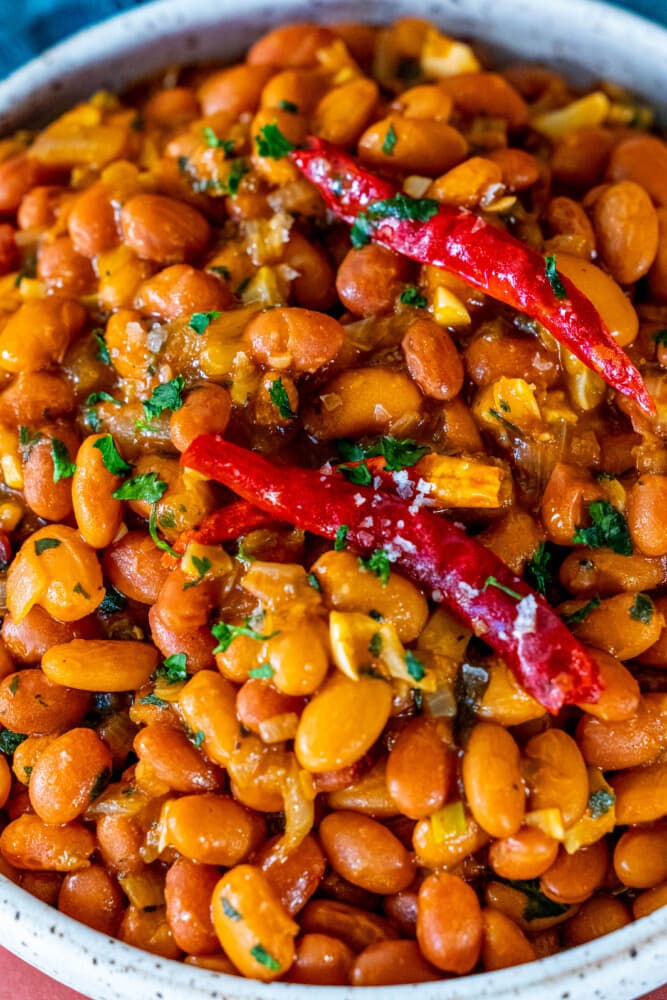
[0,0,666,78]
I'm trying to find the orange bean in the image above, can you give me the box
[417,872,482,974]
[313,78,379,147]
[428,157,504,209]
[102,531,169,604]
[133,723,224,793]
[300,899,399,952]
[0,153,47,214]
[402,316,464,400]
[260,69,327,115]
[305,367,422,440]
[178,670,240,767]
[607,133,667,207]
[236,679,305,737]
[161,793,263,865]
[20,870,62,903]
[37,235,95,295]
[119,906,182,960]
[144,86,200,126]
[149,570,217,671]
[336,244,410,317]
[391,84,453,122]
[359,116,468,176]
[489,827,560,881]
[18,184,67,231]
[67,182,119,257]
[627,475,667,556]
[465,330,559,389]
[22,427,78,522]
[611,761,667,824]
[245,306,344,373]
[613,824,667,889]
[592,181,659,284]
[559,547,667,597]
[0,668,90,735]
[0,813,95,871]
[247,23,336,67]
[546,196,596,259]
[555,253,638,347]
[326,759,399,818]
[211,865,299,981]
[351,940,440,985]
[121,194,210,264]
[386,716,452,818]
[255,833,326,916]
[413,813,489,869]
[136,264,233,320]
[562,895,631,947]
[487,148,540,191]
[1,607,99,666]
[0,297,86,373]
[0,372,75,425]
[523,729,589,828]
[481,908,536,971]
[463,723,525,838]
[540,841,609,904]
[576,694,667,770]
[72,433,124,549]
[319,811,415,895]
[96,814,144,876]
[29,727,112,823]
[0,753,11,810]
[58,865,125,936]
[439,72,527,126]
[552,127,614,188]
[632,882,667,919]
[541,462,604,546]
[564,591,663,661]
[289,933,354,985]
[42,639,158,692]
[164,857,220,955]
[280,230,336,312]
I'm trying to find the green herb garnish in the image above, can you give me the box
[545,254,567,300]
[182,555,212,590]
[381,121,398,155]
[92,435,133,476]
[400,285,427,308]
[359,548,391,585]
[0,730,28,754]
[112,473,168,503]
[268,376,296,419]
[405,649,426,682]
[51,438,76,482]
[255,123,295,159]
[202,127,236,155]
[222,897,242,921]
[211,619,279,654]
[98,586,127,616]
[368,633,383,657]
[90,766,111,801]
[307,573,321,591]
[336,436,428,472]
[573,500,633,555]
[501,879,569,920]
[92,328,111,365]
[338,462,372,485]
[34,538,61,555]
[563,595,601,625]
[73,582,91,599]
[190,311,222,335]
[148,503,179,559]
[334,525,349,551]
[157,653,188,684]
[250,945,281,971]
[138,376,185,428]
[248,663,275,679]
[483,576,523,601]
[138,694,169,708]
[630,593,654,623]
[525,542,553,598]
[278,99,299,114]
[351,193,439,247]
[588,788,615,818]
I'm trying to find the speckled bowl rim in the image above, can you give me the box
[0,0,666,997]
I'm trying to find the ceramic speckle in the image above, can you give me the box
[0,1,666,997]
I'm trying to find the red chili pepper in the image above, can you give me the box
[183,435,603,713]
[171,499,278,556]
[290,138,655,417]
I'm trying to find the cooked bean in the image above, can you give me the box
[559,547,667,596]
[481,909,536,970]
[489,828,560,881]
[245,306,344,373]
[386,716,452,818]
[524,729,589,828]
[632,882,667,920]
[417,872,483,974]
[359,116,468,175]
[438,72,528,126]
[611,761,667,824]
[137,264,233,320]
[576,694,667,769]
[119,906,182,959]
[402,317,464,400]
[313,78,379,146]
[351,940,440,985]
[592,181,659,284]
[336,244,410,317]
[29,728,112,823]
[576,649,640,721]
[555,253,638,346]
[161,793,263,865]
[102,531,169,604]
[255,833,326,915]
[299,899,399,952]
[164,857,220,955]
[58,866,125,936]
[413,812,489,869]
[72,433,124,548]
[121,194,210,264]
[540,841,609,904]
[319,811,415,894]
[211,865,298,981]
[289,933,354,985]
[0,668,90,735]
[462,723,525,838]
[1,606,99,665]
[564,591,664,661]
[613,825,667,889]
[0,297,86,373]
[178,670,240,766]
[0,813,95,871]
[607,133,667,206]
[133,724,224,793]
[627,475,667,556]
[42,639,158,691]
[562,895,631,947]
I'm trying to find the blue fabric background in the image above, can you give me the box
[0,0,665,78]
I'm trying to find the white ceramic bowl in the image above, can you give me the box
[0,1,666,997]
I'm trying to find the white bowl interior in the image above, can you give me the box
[0,1,666,998]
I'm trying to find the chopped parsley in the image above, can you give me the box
[138,694,169,708]
[501,879,569,920]
[19,425,41,451]
[202,127,235,155]
[112,473,168,503]
[148,503,179,559]
[629,593,654,623]
[381,121,398,155]
[336,436,428,472]
[278,99,299,114]
[8,676,19,696]
[92,435,133,476]
[225,158,249,196]
[90,766,111,801]
[34,537,61,555]
[488,408,521,434]
[86,392,121,408]
[211,619,279,654]
[248,663,275,679]
[138,376,185,428]
[653,329,667,347]
[483,576,523,601]
[156,653,188,684]
[210,265,231,280]
[98,586,127,616]
[525,542,553,598]
[368,632,383,658]
[369,609,383,621]
[573,500,633,555]
[588,788,615,818]
[190,311,221,335]
[221,897,242,921]
[92,328,111,365]
[192,730,205,748]
[0,730,28,754]
[13,255,36,287]
[359,548,391,585]
[73,582,91,599]
[351,193,439,248]
[405,649,426,682]
[400,285,427,309]
[182,555,212,590]
[51,438,76,482]
[268,377,296,420]
[545,254,567,300]
[334,525,349,551]
[338,462,372,486]
[250,944,281,971]
[255,123,295,160]
[562,595,601,626]
[307,573,321,591]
